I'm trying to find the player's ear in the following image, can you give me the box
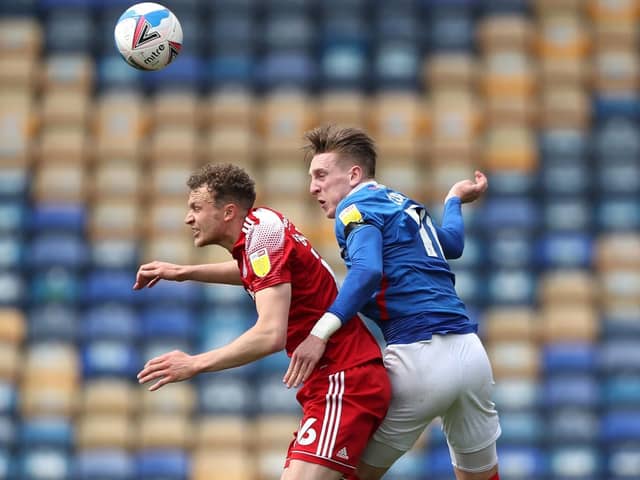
[223,203,236,221]
[349,165,363,186]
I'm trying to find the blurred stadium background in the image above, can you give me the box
[1,0,640,478]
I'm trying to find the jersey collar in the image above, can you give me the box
[347,180,378,198]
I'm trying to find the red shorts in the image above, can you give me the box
[284,359,391,476]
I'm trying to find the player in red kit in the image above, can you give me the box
[134,163,390,480]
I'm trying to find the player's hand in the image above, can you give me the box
[283,334,327,388]
[137,350,197,391]
[445,170,488,204]
[133,261,185,290]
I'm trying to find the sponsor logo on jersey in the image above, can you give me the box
[338,204,362,226]
[249,248,271,277]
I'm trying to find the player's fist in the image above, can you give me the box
[445,170,488,204]
[133,261,186,290]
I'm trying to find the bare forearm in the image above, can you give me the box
[183,261,242,285]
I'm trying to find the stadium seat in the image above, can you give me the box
[255,374,300,414]
[96,55,143,90]
[498,411,544,444]
[0,415,14,449]
[82,304,140,342]
[146,197,194,235]
[593,118,640,162]
[540,304,599,342]
[18,417,73,449]
[0,272,25,306]
[140,383,196,415]
[29,268,81,304]
[81,340,140,379]
[44,9,94,53]
[543,196,592,231]
[0,308,26,345]
[547,407,599,444]
[495,446,548,478]
[549,445,603,477]
[207,54,255,89]
[195,415,253,450]
[82,271,137,304]
[74,448,135,480]
[77,414,134,449]
[543,374,600,409]
[599,339,640,374]
[492,378,541,411]
[41,54,94,92]
[0,201,26,233]
[82,378,138,415]
[92,160,141,198]
[542,343,597,373]
[191,448,256,480]
[89,199,140,240]
[135,449,190,479]
[489,340,539,379]
[0,382,17,415]
[29,204,86,233]
[596,197,640,231]
[536,233,593,268]
[151,90,200,128]
[142,236,196,265]
[428,7,475,51]
[27,304,79,342]
[15,447,73,480]
[32,161,87,202]
[143,54,204,91]
[602,374,640,408]
[486,231,534,269]
[197,376,254,415]
[0,343,20,382]
[90,239,139,269]
[607,444,640,479]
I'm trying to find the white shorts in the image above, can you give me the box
[360,333,501,471]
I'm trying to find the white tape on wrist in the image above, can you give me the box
[310,312,342,342]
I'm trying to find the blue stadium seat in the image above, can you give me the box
[481,0,529,14]
[535,233,593,268]
[202,284,252,308]
[141,306,196,341]
[486,269,536,305]
[263,14,314,52]
[549,445,602,478]
[498,411,544,444]
[600,340,640,373]
[373,41,421,89]
[96,55,143,91]
[539,129,589,163]
[547,408,599,444]
[0,166,29,199]
[29,204,86,233]
[375,10,422,45]
[28,304,79,342]
[486,171,537,196]
[0,235,22,270]
[82,304,140,342]
[422,445,454,476]
[0,0,37,14]
[0,201,26,233]
[200,312,255,351]
[0,448,16,479]
[428,7,475,51]
[136,449,189,480]
[321,44,369,90]
[73,448,135,480]
[0,382,17,415]
[449,269,484,306]
[486,232,534,268]
[597,160,640,196]
[447,233,483,268]
[542,343,597,373]
[594,93,640,121]
[82,271,137,304]
[208,15,255,55]
[90,239,139,269]
[18,418,73,449]
[481,198,539,231]
[601,410,640,442]
[81,340,140,378]
[143,55,204,91]
[543,196,592,232]
[209,0,256,15]
[256,349,290,375]
[540,162,592,196]
[170,13,205,56]
[39,0,92,9]
[596,197,640,232]
[0,271,25,306]
[602,375,640,407]
[27,234,88,270]
[593,117,640,162]
[256,52,317,91]
[16,447,73,480]
[30,268,81,304]
[607,444,640,478]
[602,308,640,337]
[495,446,548,478]
[198,375,254,414]
[0,415,15,449]
[207,54,254,88]
[134,277,201,305]
[44,10,94,53]
[543,374,600,409]
[255,373,299,414]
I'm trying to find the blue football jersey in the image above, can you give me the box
[334,182,477,344]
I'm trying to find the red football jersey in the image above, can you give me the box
[232,207,382,375]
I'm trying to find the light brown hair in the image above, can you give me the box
[187,163,256,210]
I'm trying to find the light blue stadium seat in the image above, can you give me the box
[486,269,536,305]
[83,271,138,304]
[481,198,539,231]
[542,343,597,373]
[28,304,79,342]
[0,415,15,449]
[596,197,640,232]
[550,445,603,478]
[255,373,299,414]
[486,231,534,268]
[44,9,94,53]
[73,448,135,480]
[81,340,140,379]
[141,306,196,341]
[90,239,138,269]
[256,349,290,375]
[449,268,483,306]
[82,304,140,342]
[540,162,592,196]
[593,118,640,162]
[602,309,640,337]
[487,171,537,196]
[321,44,369,90]
[263,14,314,52]
[16,447,73,480]
[134,277,201,305]
[144,55,204,91]
[543,374,600,409]
[207,54,254,88]
[199,311,255,351]
[18,418,73,449]
[498,411,544,444]
[543,196,592,232]
[30,268,81,304]
[373,41,420,90]
[0,271,25,306]
[0,166,29,199]
[539,129,589,163]
[547,408,599,444]
[600,340,640,373]
[607,444,640,479]
[597,161,640,196]
[29,204,86,233]
[202,283,253,308]
[0,382,17,415]
[96,55,143,91]
[603,374,640,407]
[136,449,189,480]
[0,201,26,233]
[447,233,483,268]
[257,52,317,91]
[536,233,593,268]
[197,375,254,415]
[496,446,548,478]
[27,234,88,270]
[0,235,22,270]
[142,339,193,364]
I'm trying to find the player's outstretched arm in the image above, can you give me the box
[445,170,488,204]
[133,260,242,289]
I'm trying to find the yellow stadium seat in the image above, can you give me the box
[32,162,87,203]
[37,125,89,164]
[205,126,257,173]
[138,413,193,449]
[0,18,42,58]
[0,56,38,89]
[208,89,255,129]
[376,156,423,200]
[256,448,288,480]
[20,384,78,418]
[82,379,139,415]
[92,160,141,198]
[146,198,192,236]
[139,382,196,415]
[254,415,299,451]
[429,89,480,162]
[142,236,196,265]
[89,198,140,240]
[538,57,588,87]
[0,308,26,344]
[149,162,196,197]
[422,163,475,204]
[41,54,94,93]
[40,90,90,127]
[593,22,638,49]
[191,449,256,480]
[592,48,639,93]
[0,342,20,381]
[261,157,310,198]
[77,414,135,449]
[483,126,538,172]
[149,126,202,164]
[588,0,640,22]
[488,340,540,379]
[539,270,597,306]
[539,86,590,129]
[540,305,599,343]
[483,307,538,342]
[484,95,536,127]
[318,91,368,128]
[196,415,253,450]
[595,234,640,270]
[482,52,536,98]
[534,0,584,15]
[600,270,640,306]
[94,92,147,159]
[477,15,533,52]
[23,342,79,380]
[0,97,36,165]
[536,13,590,59]
[151,90,201,128]
[424,53,477,90]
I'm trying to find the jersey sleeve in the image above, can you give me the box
[334,196,385,247]
[245,211,293,292]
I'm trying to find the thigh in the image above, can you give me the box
[442,334,501,455]
[281,460,344,480]
[286,361,391,477]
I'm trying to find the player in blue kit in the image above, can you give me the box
[284,125,501,480]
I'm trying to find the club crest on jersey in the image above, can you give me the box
[250,248,271,277]
[339,204,362,226]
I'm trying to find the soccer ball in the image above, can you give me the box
[114,2,183,71]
